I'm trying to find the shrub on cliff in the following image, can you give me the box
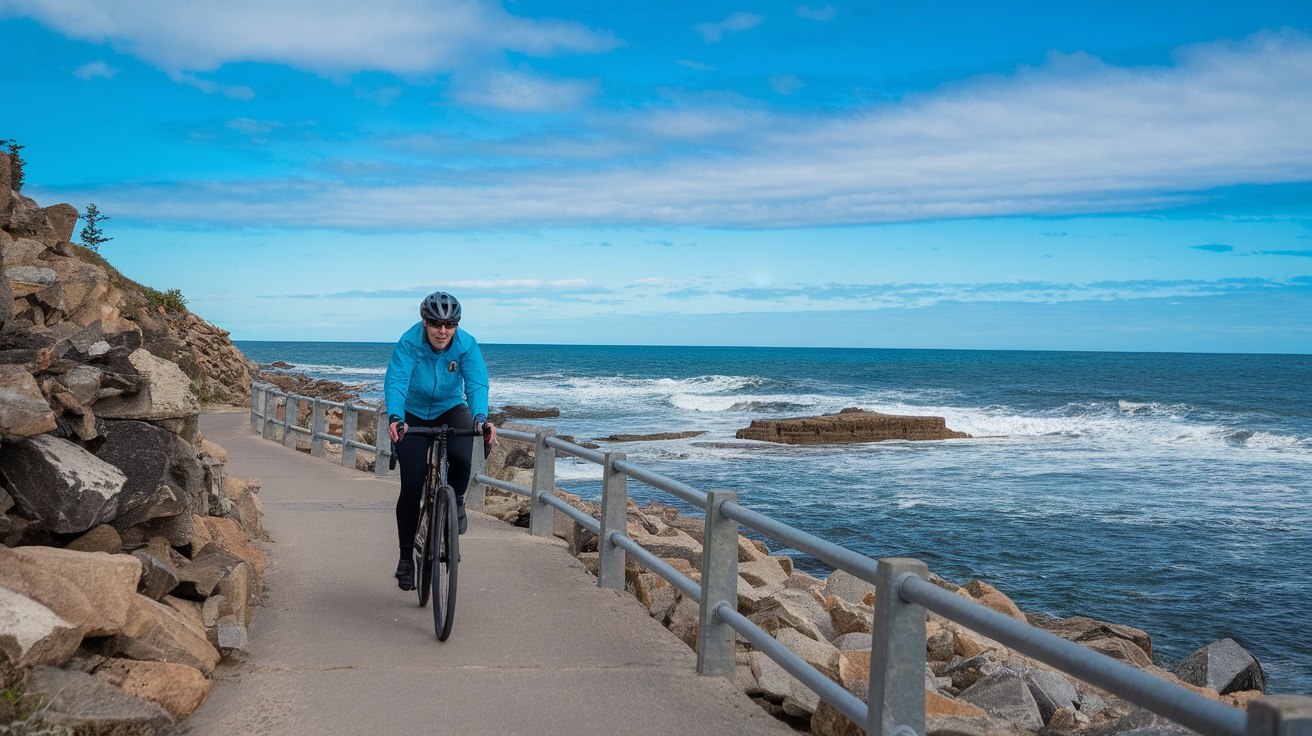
[145,287,188,312]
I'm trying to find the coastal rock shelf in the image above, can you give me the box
[736,407,971,444]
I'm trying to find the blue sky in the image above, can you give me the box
[2,1,1310,352]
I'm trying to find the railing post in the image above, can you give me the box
[341,402,358,469]
[868,557,929,736]
[282,396,299,448]
[598,452,628,591]
[374,407,391,478]
[697,489,739,678]
[261,389,276,440]
[249,384,260,431]
[1247,696,1312,736]
[466,428,486,510]
[311,398,327,458]
[530,427,556,538]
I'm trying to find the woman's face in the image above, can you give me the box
[424,319,457,350]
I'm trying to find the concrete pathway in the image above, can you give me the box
[185,412,794,735]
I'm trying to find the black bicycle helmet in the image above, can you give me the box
[420,291,461,322]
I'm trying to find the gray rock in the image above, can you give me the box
[21,665,174,734]
[173,543,245,600]
[96,420,204,532]
[132,549,182,601]
[1023,667,1079,723]
[0,586,83,668]
[4,265,58,286]
[943,652,1009,692]
[833,631,872,650]
[822,568,875,605]
[42,203,79,243]
[958,670,1044,730]
[0,434,126,534]
[92,348,200,421]
[0,248,10,328]
[1174,637,1266,694]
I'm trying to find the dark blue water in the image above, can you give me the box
[238,341,1312,693]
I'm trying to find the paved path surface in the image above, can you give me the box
[185,412,794,735]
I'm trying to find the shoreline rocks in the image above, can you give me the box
[737,407,971,444]
[476,434,1273,736]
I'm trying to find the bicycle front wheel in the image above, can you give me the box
[432,484,460,640]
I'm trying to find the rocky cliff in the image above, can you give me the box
[1,158,267,734]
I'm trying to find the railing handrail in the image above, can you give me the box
[247,380,1306,736]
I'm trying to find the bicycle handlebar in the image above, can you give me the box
[401,426,485,438]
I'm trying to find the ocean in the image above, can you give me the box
[236,340,1312,694]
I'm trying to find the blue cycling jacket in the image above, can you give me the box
[383,323,489,423]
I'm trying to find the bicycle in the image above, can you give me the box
[391,425,486,640]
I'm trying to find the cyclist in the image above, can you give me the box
[384,291,496,590]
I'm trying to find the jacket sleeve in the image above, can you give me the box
[384,328,417,421]
[460,336,490,420]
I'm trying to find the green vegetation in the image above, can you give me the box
[78,203,112,252]
[1,138,25,191]
[144,287,188,312]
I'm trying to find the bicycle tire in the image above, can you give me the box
[432,484,460,640]
[416,497,433,607]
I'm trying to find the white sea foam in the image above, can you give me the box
[276,363,388,376]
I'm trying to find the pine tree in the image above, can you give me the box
[80,203,112,252]
[2,139,24,191]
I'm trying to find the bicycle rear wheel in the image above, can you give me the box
[432,484,460,640]
[416,496,433,607]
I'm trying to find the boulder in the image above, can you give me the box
[751,648,820,713]
[4,546,141,636]
[4,194,59,242]
[777,627,842,680]
[0,365,57,437]
[22,665,174,735]
[943,653,1011,692]
[927,690,990,718]
[958,670,1044,730]
[631,528,703,569]
[0,433,126,533]
[94,658,213,720]
[833,632,872,651]
[822,568,876,606]
[0,585,83,668]
[1022,667,1080,723]
[92,347,200,421]
[1174,638,1266,695]
[0,256,10,327]
[173,543,246,600]
[748,588,837,643]
[113,593,221,675]
[811,699,865,736]
[64,523,124,553]
[825,594,874,637]
[963,580,1027,622]
[132,549,182,600]
[42,203,80,243]
[1029,614,1153,669]
[737,407,971,444]
[199,514,269,580]
[837,648,871,697]
[96,419,205,531]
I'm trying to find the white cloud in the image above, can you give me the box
[694,12,762,43]
[677,59,715,71]
[795,5,836,21]
[769,74,803,94]
[449,67,599,112]
[168,71,254,99]
[0,0,618,74]
[73,60,115,80]
[70,30,1312,230]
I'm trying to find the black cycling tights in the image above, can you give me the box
[395,405,474,558]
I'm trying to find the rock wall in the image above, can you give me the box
[1,175,267,734]
[477,434,1268,736]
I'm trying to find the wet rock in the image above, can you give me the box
[596,430,707,442]
[0,433,126,534]
[737,407,971,444]
[498,405,560,419]
[1174,638,1266,695]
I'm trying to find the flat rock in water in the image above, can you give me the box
[499,405,560,418]
[736,408,970,444]
[596,430,706,442]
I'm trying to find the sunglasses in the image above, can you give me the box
[425,319,459,330]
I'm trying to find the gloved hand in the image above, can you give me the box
[474,414,496,456]
[388,418,407,443]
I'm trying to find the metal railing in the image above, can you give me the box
[249,381,395,477]
[246,387,1311,736]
